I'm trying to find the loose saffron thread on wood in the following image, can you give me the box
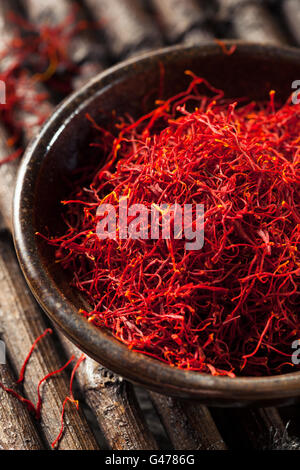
[43,73,300,377]
[214,39,237,56]
[0,328,53,414]
[0,329,85,448]
[51,354,86,449]
[35,355,76,420]
[17,328,53,384]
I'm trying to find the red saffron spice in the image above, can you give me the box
[35,355,76,420]
[0,8,89,164]
[0,329,85,449]
[7,9,82,87]
[43,74,299,377]
[17,328,53,384]
[215,39,237,56]
[51,354,86,449]
[0,383,36,415]
[0,328,53,415]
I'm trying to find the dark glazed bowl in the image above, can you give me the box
[13,42,300,406]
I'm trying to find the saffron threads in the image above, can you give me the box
[46,73,300,377]
[0,8,91,163]
[0,383,37,415]
[35,355,76,420]
[51,354,86,449]
[17,328,53,384]
[214,39,237,56]
[0,329,85,449]
[0,328,54,415]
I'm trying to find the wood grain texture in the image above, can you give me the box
[0,234,99,450]
[150,0,212,43]
[233,407,285,449]
[85,0,162,58]
[0,127,19,230]
[182,27,213,46]
[211,406,286,450]
[0,364,43,450]
[218,0,288,45]
[60,336,159,450]
[0,1,158,451]
[150,392,227,450]
[282,0,300,45]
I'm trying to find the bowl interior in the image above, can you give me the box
[35,44,300,308]
[15,43,300,405]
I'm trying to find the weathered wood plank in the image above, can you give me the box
[84,0,162,58]
[150,393,227,450]
[0,234,99,449]
[0,364,43,450]
[218,0,287,44]
[59,336,159,450]
[150,0,212,44]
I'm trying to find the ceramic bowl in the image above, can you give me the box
[13,42,300,406]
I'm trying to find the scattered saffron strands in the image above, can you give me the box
[44,73,300,377]
[35,355,76,421]
[0,8,90,164]
[51,354,86,449]
[17,328,53,384]
[0,329,86,449]
[214,39,237,56]
[0,382,37,415]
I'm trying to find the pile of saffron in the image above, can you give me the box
[45,73,299,377]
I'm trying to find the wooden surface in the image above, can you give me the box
[0,364,43,450]
[0,0,299,450]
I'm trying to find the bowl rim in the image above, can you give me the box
[13,41,300,403]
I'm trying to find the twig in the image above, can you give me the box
[150,392,227,450]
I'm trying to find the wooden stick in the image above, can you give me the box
[281,0,300,45]
[0,364,43,450]
[218,0,288,45]
[0,233,99,450]
[150,392,227,450]
[84,0,162,58]
[59,336,159,450]
[149,0,212,44]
